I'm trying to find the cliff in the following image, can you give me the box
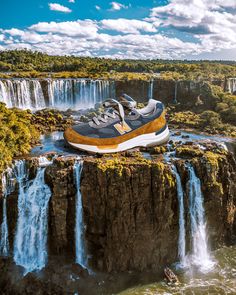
[1,144,235,275]
[30,145,236,272]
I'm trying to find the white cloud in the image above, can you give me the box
[49,3,72,13]
[1,1,236,60]
[101,19,157,34]
[29,20,98,38]
[68,0,75,3]
[149,0,236,53]
[4,28,25,36]
[109,2,129,11]
[95,5,101,10]
[0,24,202,59]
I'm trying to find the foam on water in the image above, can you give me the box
[13,161,51,274]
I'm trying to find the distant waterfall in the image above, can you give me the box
[0,78,115,110]
[74,160,87,268]
[227,78,236,94]
[185,164,215,272]
[0,79,46,109]
[173,81,178,104]
[0,166,15,256]
[14,158,51,274]
[172,165,186,266]
[148,79,154,99]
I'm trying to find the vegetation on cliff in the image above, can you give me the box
[0,103,39,174]
[168,110,236,137]
[0,104,75,174]
[0,50,236,81]
[167,83,236,137]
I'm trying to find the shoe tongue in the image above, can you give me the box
[119,94,137,109]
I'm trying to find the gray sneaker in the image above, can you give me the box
[64,94,169,153]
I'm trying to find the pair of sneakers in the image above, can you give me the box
[64,94,169,154]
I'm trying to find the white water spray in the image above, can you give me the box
[172,165,186,266]
[185,164,215,272]
[0,78,115,110]
[74,160,87,267]
[148,79,154,100]
[14,159,51,274]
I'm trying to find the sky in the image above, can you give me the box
[0,0,236,60]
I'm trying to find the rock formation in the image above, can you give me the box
[0,144,235,276]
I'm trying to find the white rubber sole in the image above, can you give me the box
[67,126,170,154]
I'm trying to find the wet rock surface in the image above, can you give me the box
[0,141,235,294]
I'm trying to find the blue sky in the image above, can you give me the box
[0,0,236,60]
[1,1,160,28]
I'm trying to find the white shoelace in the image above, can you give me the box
[92,99,126,126]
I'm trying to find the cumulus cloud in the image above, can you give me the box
[4,28,25,36]
[109,2,129,11]
[95,5,101,10]
[68,0,75,3]
[1,0,236,60]
[0,22,203,59]
[101,19,157,34]
[29,20,98,38]
[149,0,236,54]
[49,3,72,13]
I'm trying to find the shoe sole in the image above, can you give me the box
[66,126,170,154]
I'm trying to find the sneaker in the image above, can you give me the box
[64,94,169,153]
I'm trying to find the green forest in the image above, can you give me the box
[0,49,236,80]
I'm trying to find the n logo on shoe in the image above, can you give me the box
[114,121,132,135]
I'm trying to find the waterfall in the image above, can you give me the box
[172,165,186,266]
[0,166,15,256]
[0,78,115,110]
[48,79,115,110]
[185,164,215,272]
[14,158,51,274]
[0,80,8,105]
[148,79,154,99]
[173,81,178,104]
[0,79,46,109]
[227,78,236,94]
[74,160,87,268]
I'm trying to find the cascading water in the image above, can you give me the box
[0,79,46,109]
[185,163,215,272]
[172,165,186,266]
[173,81,178,104]
[148,79,154,100]
[227,78,236,94]
[0,166,15,256]
[74,160,87,268]
[0,78,115,110]
[14,157,51,274]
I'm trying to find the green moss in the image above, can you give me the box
[96,153,151,176]
[31,109,73,132]
[176,146,204,158]
[166,171,176,188]
[150,146,168,154]
[203,151,225,168]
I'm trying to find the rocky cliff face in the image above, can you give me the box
[1,145,235,274]
[115,79,218,111]
[80,149,236,272]
[81,157,178,272]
